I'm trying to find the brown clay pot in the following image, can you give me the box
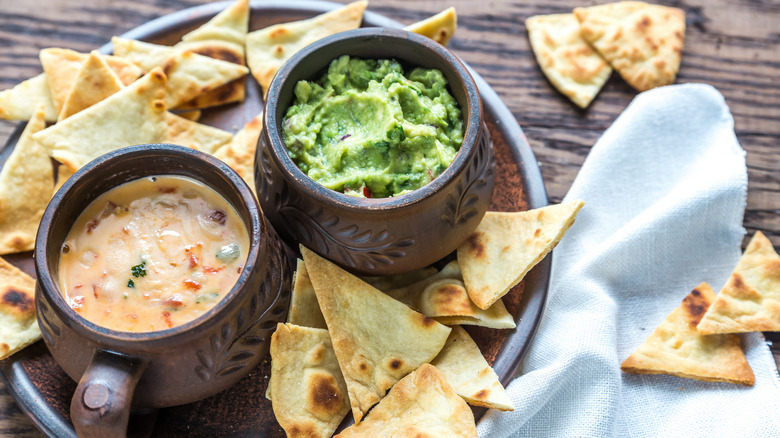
[34,144,292,437]
[256,27,496,276]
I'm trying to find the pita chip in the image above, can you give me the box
[526,13,612,108]
[698,231,780,334]
[246,0,367,95]
[0,256,41,359]
[54,165,74,194]
[172,110,201,122]
[622,283,754,385]
[212,112,262,192]
[58,51,124,120]
[431,326,514,410]
[336,364,477,438]
[419,279,516,329]
[458,201,584,310]
[404,7,457,46]
[176,0,250,108]
[270,323,350,438]
[39,48,143,114]
[383,260,463,304]
[286,259,327,329]
[0,106,54,254]
[574,1,685,92]
[301,246,451,424]
[0,74,58,122]
[165,112,233,154]
[111,38,249,108]
[33,68,167,172]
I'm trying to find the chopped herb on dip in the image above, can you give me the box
[282,55,464,198]
[58,175,249,332]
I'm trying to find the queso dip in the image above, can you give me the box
[58,175,249,332]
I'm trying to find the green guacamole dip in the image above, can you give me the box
[282,55,464,198]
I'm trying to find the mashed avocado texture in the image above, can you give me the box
[282,55,463,198]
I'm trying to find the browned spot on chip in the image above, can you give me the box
[270,28,288,39]
[11,236,25,248]
[764,259,780,277]
[534,228,542,238]
[474,389,489,400]
[288,423,318,438]
[217,82,240,101]
[675,30,683,40]
[310,344,326,364]
[2,288,33,314]
[419,314,437,328]
[358,362,368,372]
[162,59,176,76]
[0,343,8,353]
[192,47,242,65]
[682,287,709,327]
[437,30,448,42]
[275,45,284,56]
[308,372,343,416]
[729,273,761,300]
[637,15,652,31]
[536,210,545,220]
[468,232,486,259]
[389,358,403,370]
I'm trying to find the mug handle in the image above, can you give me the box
[71,349,148,438]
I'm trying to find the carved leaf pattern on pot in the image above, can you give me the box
[441,124,495,227]
[194,232,292,382]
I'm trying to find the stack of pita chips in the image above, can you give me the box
[623,231,780,385]
[527,1,685,108]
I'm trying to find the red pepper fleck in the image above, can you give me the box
[163,294,184,307]
[183,279,202,291]
[427,168,434,180]
[92,283,100,299]
[74,284,83,289]
[158,186,176,194]
[203,266,223,274]
[208,210,227,225]
[363,186,372,198]
[162,311,174,328]
[71,296,85,311]
[237,266,242,274]
[86,219,99,233]
[188,253,199,269]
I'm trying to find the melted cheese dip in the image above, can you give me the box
[58,175,249,332]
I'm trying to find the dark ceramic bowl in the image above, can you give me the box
[34,144,292,438]
[256,27,496,276]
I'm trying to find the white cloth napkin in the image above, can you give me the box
[478,84,780,437]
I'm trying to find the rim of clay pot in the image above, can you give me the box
[264,27,482,210]
[35,144,264,349]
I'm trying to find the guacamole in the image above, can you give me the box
[282,55,463,198]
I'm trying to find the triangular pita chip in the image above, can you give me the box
[383,260,463,304]
[458,201,584,310]
[270,323,350,438]
[246,0,367,96]
[172,110,201,122]
[0,256,41,359]
[574,1,685,92]
[39,48,143,114]
[286,259,327,329]
[431,326,514,410]
[58,51,124,120]
[301,246,451,424]
[336,364,477,438]
[33,68,168,172]
[0,74,58,122]
[175,0,250,109]
[622,283,754,385]
[404,7,457,46]
[419,279,515,329]
[697,231,780,334]
[212,112,262,192]
[0,106,53,254]
[165,112,233,154]
[526,13,612,108]
[111,38,249,108]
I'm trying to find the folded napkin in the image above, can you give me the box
[478,84,780,437]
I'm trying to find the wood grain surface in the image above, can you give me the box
[1,0,779,436]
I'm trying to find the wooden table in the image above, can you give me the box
[1,0,778,435]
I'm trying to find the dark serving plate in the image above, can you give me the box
[0,1,550,436]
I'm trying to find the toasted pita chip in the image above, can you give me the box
[33,68,167,172]
[622,283,754,385]
[175,0,250,108]
[0,256,40,359]
[526,13,612,108]
[0,106,53,254]
[431,326,514,410]
[336,364,477,438]
[301,246,451,424]
[419,279,515,329]
[458,201,584,310]
[404,7,457,46]
[39,48,143,114]
[246,0,367,96]
[212,112,262,192]
[270,323,350,438]
[165,112,233,154]
[697,232,780,334]
[383,260,463,304]
[111,38,248,108]
[0,74,58,122]
[58,51,124,120]
[173,110,201,122]
[574,1,685,92]
[286,259,327,329]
